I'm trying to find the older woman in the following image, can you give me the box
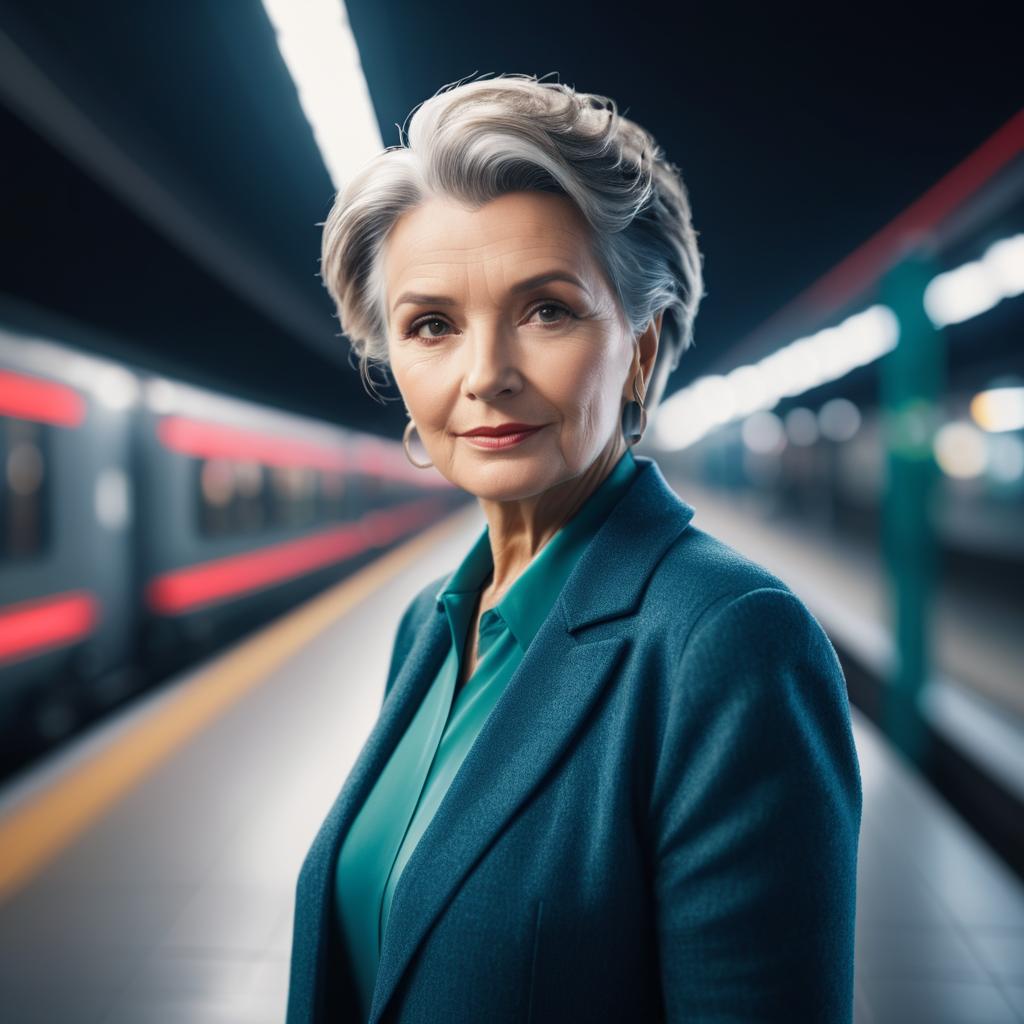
[286,74,862,1024]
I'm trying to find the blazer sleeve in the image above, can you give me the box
[651,586,863,1023]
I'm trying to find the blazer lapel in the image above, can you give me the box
[368,456,695,1024]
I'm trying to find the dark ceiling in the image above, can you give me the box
[0,1,1020,436]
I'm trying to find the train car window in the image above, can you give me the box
[318,470,347,521]
[380,474,407,501]
[197,458,270,536]
[269,465,317,527]
[361,472,384,505]
[235,460,268,531]
[0,417,50,562]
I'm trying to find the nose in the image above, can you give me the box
[461,321,522,400]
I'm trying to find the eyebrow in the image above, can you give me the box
[391,271,587,313]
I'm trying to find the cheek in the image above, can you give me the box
[544,342,622,424]
[392,353,450,423]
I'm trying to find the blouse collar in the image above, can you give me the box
[436,447,640,651]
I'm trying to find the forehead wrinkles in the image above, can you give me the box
[386,195,599,297]
[390,226,591,286]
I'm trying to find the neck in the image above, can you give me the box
[478,431,629,599]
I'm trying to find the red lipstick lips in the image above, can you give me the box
[460,422,543,437]
[459,423,546,450]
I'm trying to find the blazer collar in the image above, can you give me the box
[307,455,695,1022]
[434,445,641,651]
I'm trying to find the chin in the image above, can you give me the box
[458,460,555,501]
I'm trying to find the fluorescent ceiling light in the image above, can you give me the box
[653,233,1022,453]
[262,0,383,191]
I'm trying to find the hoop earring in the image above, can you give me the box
[403,418,434,468]
[621,365,647,445]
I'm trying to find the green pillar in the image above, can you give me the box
[878,252,945,767]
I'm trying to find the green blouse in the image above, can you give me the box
[334,447,640,1020]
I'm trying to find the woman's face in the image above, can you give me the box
[384,190,640,501]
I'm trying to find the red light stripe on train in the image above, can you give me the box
[145,497,446,615]
[0,592,99,665]
[0,370,86,427]
[156,415,349,472]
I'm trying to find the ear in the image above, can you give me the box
[627,310,664,401]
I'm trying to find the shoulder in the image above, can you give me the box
[662,520,793,599]
[646,525,851,757]
[642,518,823,650]
[645,528,861,823]
[631,519,849,727]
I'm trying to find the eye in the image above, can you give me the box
[406,316,452,342]
[533,302,575,326]
[401,301,578,345]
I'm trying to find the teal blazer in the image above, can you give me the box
[286,455,863,1023]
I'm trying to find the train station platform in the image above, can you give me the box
[0,485,1022,1023]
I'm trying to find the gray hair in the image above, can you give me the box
[319,72,706,407]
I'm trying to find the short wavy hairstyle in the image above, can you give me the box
[319,72,706,406]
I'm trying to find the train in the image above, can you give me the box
[0,326,466,781]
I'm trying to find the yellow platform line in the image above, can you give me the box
[0,508,471,904]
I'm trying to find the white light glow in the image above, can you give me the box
[725,364,771,417]
[648,234,1020,454]
[650,305,896,452]
[95,467,132,530]
[934,421,988,479]
[983,234,1024,298]
[785,406,819,446]
[818,398,861,442]
[970,386,1024,433]
[741,411,786,454]
[144,379,180,414]
[691,375,737,425]
[924,233,1024,327]
[95,366,140,411]
[924,262,1002,326]
[261,0,383,192]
